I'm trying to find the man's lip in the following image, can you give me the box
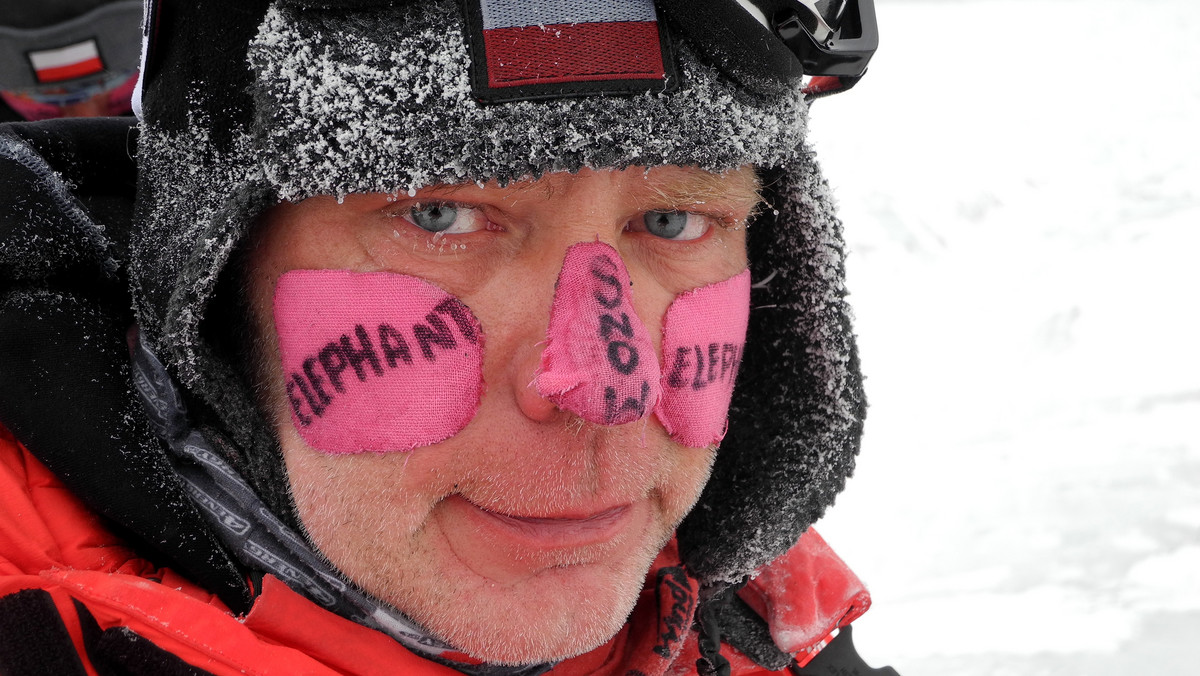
[485,504,629,531]
[447,496,637,550]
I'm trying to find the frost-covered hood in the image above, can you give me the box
[130,0,864,589]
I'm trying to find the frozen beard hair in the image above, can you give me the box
[271,247,749,455]
[130,0,864,601]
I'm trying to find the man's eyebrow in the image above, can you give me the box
[419,178,562,201]
[636,170,764,213]
[414,168,763,209]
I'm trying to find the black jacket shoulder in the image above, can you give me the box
[0,118,250,611]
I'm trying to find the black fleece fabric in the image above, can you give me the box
[0,589,88,676]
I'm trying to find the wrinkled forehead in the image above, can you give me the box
[246,2,809,202]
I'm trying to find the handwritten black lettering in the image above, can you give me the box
[590,256,623,309]
[286,375,313,426]
[586,255,647,405]
[341,324,384,381]
[666,346,691,388]
[292,371,323,418]
[378,323,412,367]
[663,342,744,391]
[706,343,719,383]
[653,567,695,659]
[691,345,707,390]
[607,340,639,375]
[435,299,479,345]
[604,380,651,423]
[599,312,634,341]
[318,341,351,393]
[302,357,333,409]
[287,306,480,419]
[413,313,457,361]
[720,343,738,381]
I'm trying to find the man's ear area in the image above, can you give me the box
[174,203,304,532]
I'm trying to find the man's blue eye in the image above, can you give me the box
[643,211,689,239]
[411,204,458,232]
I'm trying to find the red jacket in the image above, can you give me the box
[0,424,870,676]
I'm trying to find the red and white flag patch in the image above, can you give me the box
[28,39,106,84]
[465,0,676,102]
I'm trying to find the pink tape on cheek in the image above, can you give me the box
[654,269,751,448]
[273,270,484,454]
[536,242,662,425]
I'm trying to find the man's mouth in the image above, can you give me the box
[447,496,640,551]
[485,504,630,534]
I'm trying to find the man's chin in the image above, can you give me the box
[389,494,663,663]
[407,559,649,665]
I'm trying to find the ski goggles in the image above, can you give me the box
[0,0,142,91]
[757,0,878,78]
[656,0,878,98]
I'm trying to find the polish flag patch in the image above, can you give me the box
[28,39,105,84]
[464,0,676,102]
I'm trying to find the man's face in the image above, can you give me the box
[245,165,757,664]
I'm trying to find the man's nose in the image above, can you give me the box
[531,242,662,427]
[511,337,561,423]
[500,178,650,426]
[505,243,661,427]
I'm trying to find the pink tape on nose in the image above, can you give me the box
[655,269,751,448]
[273,270,484,454]
[536,242,662,425]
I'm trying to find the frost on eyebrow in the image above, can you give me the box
[274,270,484,454]
[632,166,765,227]
[387,166,764,225]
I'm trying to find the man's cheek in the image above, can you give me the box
[655,269,751,448]
[273,269,484,454]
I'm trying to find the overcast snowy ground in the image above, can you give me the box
[806,0,1200,673]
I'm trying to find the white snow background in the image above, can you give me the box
[807,0,1200,673]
